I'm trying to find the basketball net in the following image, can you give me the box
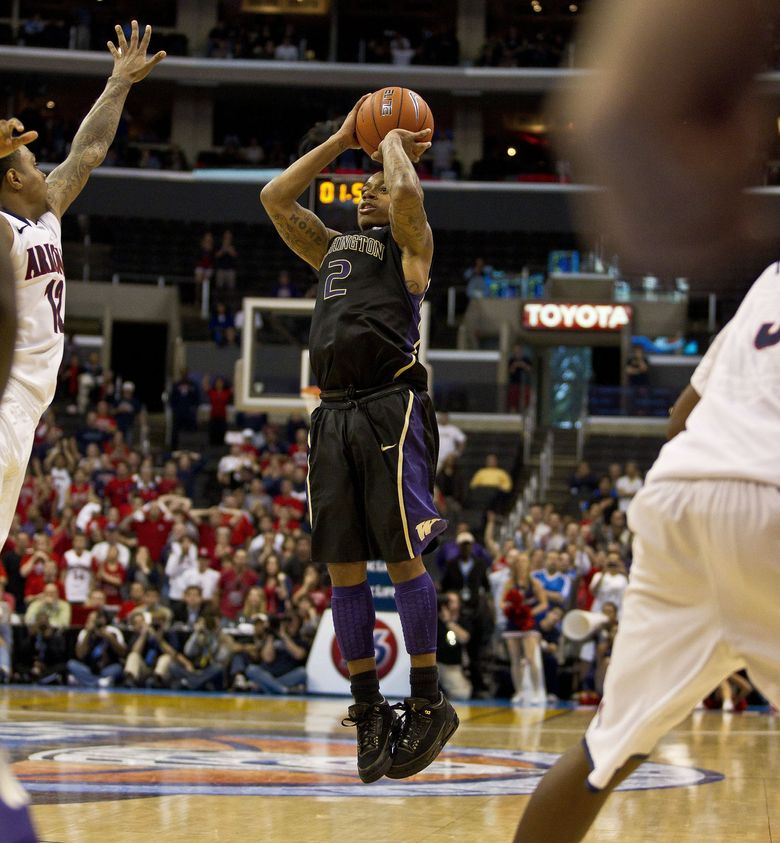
[300,385,321,418]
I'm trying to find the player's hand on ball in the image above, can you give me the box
[334,94,372,150]
[372,128,432,164]
[108,19,166,83]
[0,118,38,159]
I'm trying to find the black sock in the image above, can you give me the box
[410,665,440,702]
[350,669,382,705]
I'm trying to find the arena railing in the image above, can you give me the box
[4,47,780,93]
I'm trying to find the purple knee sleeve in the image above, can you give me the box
[331,580,376,662]
[393,571,437,656]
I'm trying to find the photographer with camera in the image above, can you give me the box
[244,611,309,695]
[168,604,233,691]
[123,610,179,688]
[15,611,68,684]
[436,592,472,701]
[228,612,269,691]
[67,609,127,687]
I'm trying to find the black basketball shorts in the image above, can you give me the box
[307,386,448,564]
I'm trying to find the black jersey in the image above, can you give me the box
[309,225,429,391]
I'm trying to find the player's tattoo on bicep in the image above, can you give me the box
[268,206,330,269]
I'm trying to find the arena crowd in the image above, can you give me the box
[5,345,760,710]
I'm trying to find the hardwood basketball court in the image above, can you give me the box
[2,687,778,842]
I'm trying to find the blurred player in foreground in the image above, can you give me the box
[516,1,779,841]
[0,21,164,842]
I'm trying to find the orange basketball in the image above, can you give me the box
[355,87,434,157]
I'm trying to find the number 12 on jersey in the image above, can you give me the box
[45,278,65,333]
[323,259,352,300]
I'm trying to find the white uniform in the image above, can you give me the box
[585,262,780,790]
[62,548,93,603]
[0,209,65,546]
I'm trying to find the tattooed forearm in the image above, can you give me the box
[382,137,431,257]
[268,205,331,270]
[71,77,131,161]
[46,76,132,217]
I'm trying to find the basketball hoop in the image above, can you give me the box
[300,385,321,417]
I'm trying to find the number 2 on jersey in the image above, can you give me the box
[44,278,65,333]
[323,259,352,300]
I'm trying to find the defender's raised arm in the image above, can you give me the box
[46,19,166,219]
[260,95,369,270]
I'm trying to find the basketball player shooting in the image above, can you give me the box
[515,2,779,841]
[0,22,164,843]
[261,97,458,783]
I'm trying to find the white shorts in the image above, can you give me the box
[585,479,780,790]
[0,385,39,547]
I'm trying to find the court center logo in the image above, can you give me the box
[331,618,398,680]
[6,723,724,799]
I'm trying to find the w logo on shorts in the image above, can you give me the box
[415,518,441,541]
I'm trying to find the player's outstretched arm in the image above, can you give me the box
[373,128,433,294]
[555,0,772,272]
[0,225,18,403]
[260,94,370,270]
[46,20,166,219]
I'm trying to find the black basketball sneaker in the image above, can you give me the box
[386,693,459,779]
[342,699,396,783]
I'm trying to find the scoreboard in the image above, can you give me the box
[309,174,365,231]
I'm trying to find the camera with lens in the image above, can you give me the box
[268,614,288,636]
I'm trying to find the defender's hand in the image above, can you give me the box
[372,128,432,164]
[0,119,38,159]
[108,20,166,84]
[333,94,372,150]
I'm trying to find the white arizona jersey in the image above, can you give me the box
[648,261,780,486]
[0,209,65,410]
[62,548,93,603]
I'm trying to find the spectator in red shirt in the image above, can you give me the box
[105,461,134,508]
[155,460,181,496]
[104,430,131,465]
[59,352,82,406]
[204,375,233,446]
[272,479,305,520]
[190,507,223,558]
[218,495,255,547]
[126,501,173,563]
[66,467,93,513]
[219,549,258,621]
[50,506,76,558]
[292,564,330,615]
[117,581,145,621]
[261,554,291,616]
[273,505,301,534]
[21,535,61,603]
[26,559,65,604]
[95,546,127,606]
[94,399,117,434]
[132,464,159,503]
